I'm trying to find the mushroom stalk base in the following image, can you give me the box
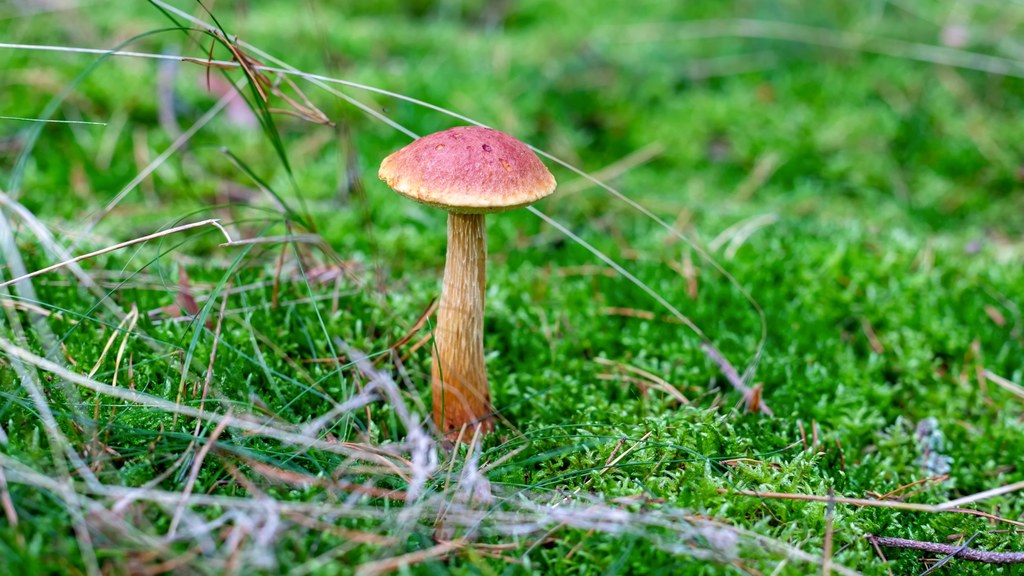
[432,212,493,439]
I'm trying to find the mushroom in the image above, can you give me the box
[379,126,556,439]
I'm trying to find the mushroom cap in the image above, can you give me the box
[378,126,557,214]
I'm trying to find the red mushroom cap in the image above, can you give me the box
[379,126,557,214]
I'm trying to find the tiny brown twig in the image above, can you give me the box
[868,474,949,501]
[868,535,895,576]
[866,534,1024,564]
[379,297,439,362]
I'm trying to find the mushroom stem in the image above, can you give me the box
[432,212,493,437]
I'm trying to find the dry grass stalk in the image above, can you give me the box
[0,219,232,289]
[355,540,465,576]
[595,357,690,404]
[721,488,1024,528]
[985,370,1024,402]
